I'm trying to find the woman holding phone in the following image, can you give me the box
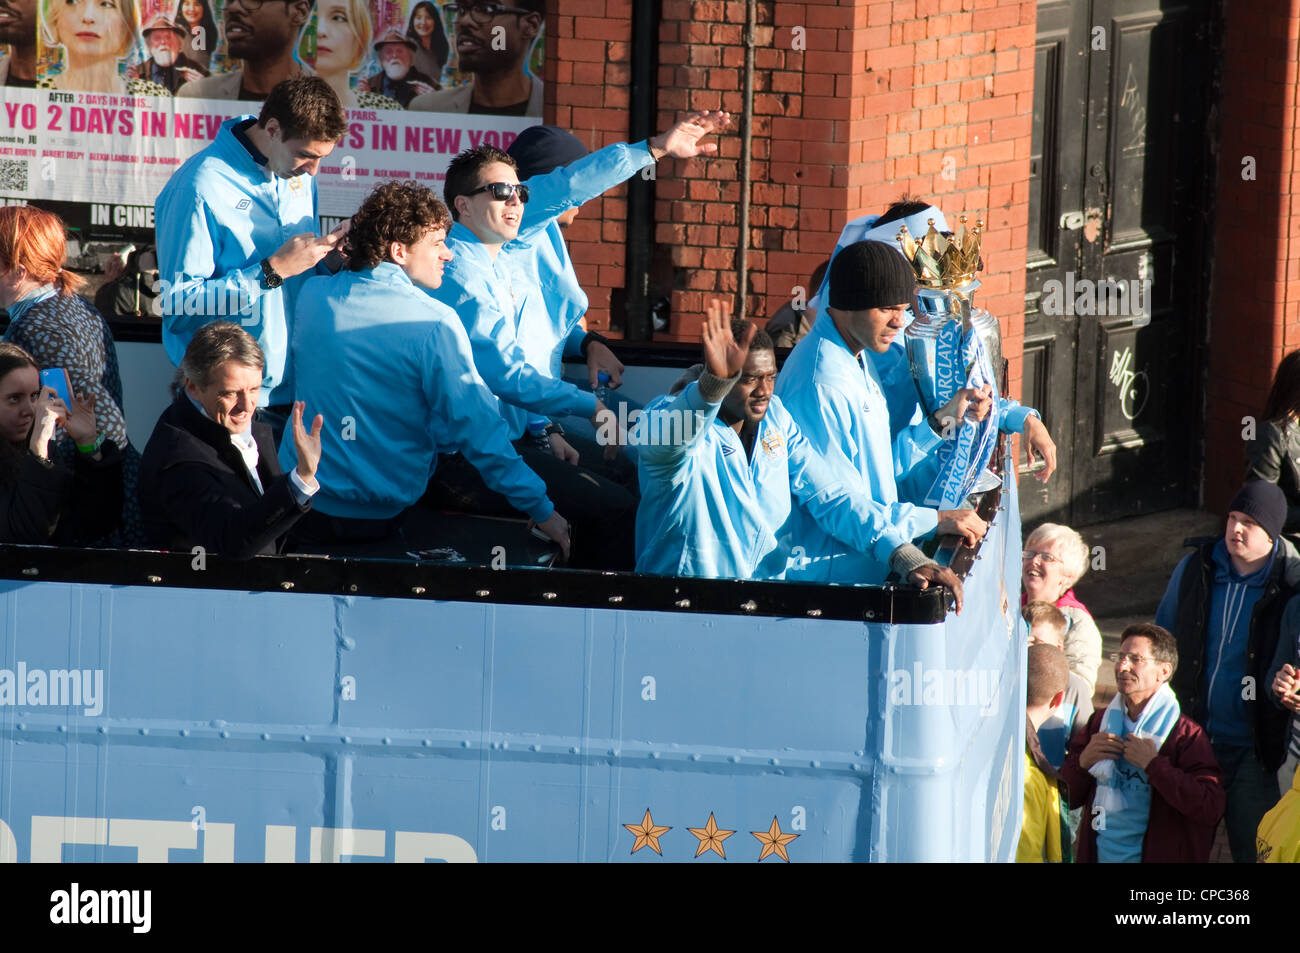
[0,206,142,545]
[0,342,123,545]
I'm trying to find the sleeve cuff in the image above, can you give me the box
[889,543,936,577]
[696,369,739,405]
[1000,403,1037,435]
[288,468,318,504]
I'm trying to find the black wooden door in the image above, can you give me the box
[1023,0,1214,527]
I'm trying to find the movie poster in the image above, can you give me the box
[0,0,544,238]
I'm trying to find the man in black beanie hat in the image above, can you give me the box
[1156,479,1300,861]
[773,239,989,589]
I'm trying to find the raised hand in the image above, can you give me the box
[292,401,324,483]
[1023,415,1058,483]
[29,387,61,460]
[701,298,753,380]
[651,110,731,159]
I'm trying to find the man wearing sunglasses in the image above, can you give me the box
[1154,480,1300,861]
[409,0,543,116]
[426,112,728,569]
[177,0,312,100]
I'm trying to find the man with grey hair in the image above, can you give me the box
[139,321,323,558]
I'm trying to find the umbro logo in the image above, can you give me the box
[235,199,251,210]
[721,444,735,456]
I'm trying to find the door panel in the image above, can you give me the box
[1025,0,1212,527]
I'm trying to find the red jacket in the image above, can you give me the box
[1059,709,1225,863]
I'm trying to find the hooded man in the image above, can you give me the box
[1156,480,1300,861]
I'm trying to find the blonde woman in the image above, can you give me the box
[39,0,152,94]
[312,0,398,109]
[1021,522,1103,693]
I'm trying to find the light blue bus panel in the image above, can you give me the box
[0,474,1024,863]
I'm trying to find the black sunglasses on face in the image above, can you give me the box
[466,182,530,203]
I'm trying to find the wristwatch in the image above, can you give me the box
[259,258,283,289]
[543,422,565,438]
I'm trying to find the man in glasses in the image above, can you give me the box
[178,0,312,100]
[633,303,967,610]
[1059,623,1224,862]
[426,113,727,569]
[156,77,349,442]
[1154,480,1300,861]
[409,0,543,116]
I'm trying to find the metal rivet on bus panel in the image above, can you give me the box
[146,574,162,583]
[532,744,542,753]
[411,586,426,595]
[730,755,741,764]
[461,740,471,748]
[57,724,66,732]
[261,732,271,741]
[865,610,876,619]
[339,637,355,650]
[140,728,149,736]
[570,746,580,754]
[349,584,358,593]
[179,729,189,737]
[280,581,294,590]
[690,753,701,761]
[608,748,618,756]
[807,608,822,617]
[220,730,230,739]
[21,567,37,576]
[475,589,490,597]
[770,757,780,766]
[851,763,862,771]
[740,600,757,612]
[382,737,391,745]
[608,595,623,604]
[422,739,431,747]
[303,734,312,742]
[650,751,660,759]
[15,723,23,731]
[542,591,557,600]
[98,725,107,734]
[675,599,690,608]
[810,760,821,768]
[342,736,351,745]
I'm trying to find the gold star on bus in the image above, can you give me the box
[624,809,671,855]
[687,812,735,859]
[751,816,799,862]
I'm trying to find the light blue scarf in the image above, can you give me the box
[919,320,1001,507]
[5,283,56,323]
[1090,681,1181,813]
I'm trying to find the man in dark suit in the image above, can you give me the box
[139,321,323,558]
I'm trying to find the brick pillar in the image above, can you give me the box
[1203,0,1300,513]
[548,0,1038,406]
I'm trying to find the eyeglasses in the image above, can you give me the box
[445,2,533,24]
[466,182,530,203]
[738,372,777,386]
[1109,653,1157,666]
[1021,550,1063,564]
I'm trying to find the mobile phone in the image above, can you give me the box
[39,368,74,407]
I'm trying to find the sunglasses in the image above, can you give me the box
[466,182,530,203]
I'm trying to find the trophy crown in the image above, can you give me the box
[896,214,984,289]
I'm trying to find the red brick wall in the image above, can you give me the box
[546,0,1037,400]
[1203,0,1300,513]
